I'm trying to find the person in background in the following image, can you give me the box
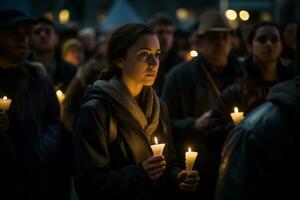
[214,26,300,200]
[62,34,109,132]
[78,27,97,62]
[162,10,243,200]
[29,17,76,92]
[148,13,182,95]
[72,23,200,200]
[0,9,62,200]
[280,20,299,66]
[62,38,85,68]
[205,22,297,197]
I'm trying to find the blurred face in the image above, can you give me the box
[64,47,84,66]
[31,22,57,51]
[0,22,33,64]
[201,31,232,68]
[118,34,160,89]
[250,26,282,63]
[81,34,96,52]
[152,24,174,53]
[282,23,298,49]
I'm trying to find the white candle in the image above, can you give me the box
[56,90,65,104]
[150,137,165,156]
[0,96,12,111]
[230,106,244,125]
[185,147,198,173]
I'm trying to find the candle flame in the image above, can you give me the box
[56,90,63,96]
[188,147,191,152]
[234,107,238,113]
[154,137,158,145]
[3,96,7,100]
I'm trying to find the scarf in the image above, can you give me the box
[94,78,160,138]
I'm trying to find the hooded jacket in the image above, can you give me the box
[72,81,182,200]
[215,75,300,200]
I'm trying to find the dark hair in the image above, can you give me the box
[99,23,156,80]
[247,22,281,45]
[36,17,55,30]
[147,13,174,28]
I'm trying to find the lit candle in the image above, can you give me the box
[150,137,165,156]
[230,107,245,125]
[185,147,198,173]
[56,90,65,104]
[0,96,12,111]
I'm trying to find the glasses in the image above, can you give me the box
[255,35,280,44]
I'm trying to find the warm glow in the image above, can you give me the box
[154,137,158,145]
[176,8,189,21]
[3,96,7,100]
[239,10,250,21]
[234,107,238,113]
[188,147,191,152]
[225,9,237,20]
[190,50,198,57]
[59,9,70,24]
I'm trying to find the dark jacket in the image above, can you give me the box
[0,62,62,200]
[206,59,296,154]
[28,53,77,92]
[72,85,182,200]
[215,75,300,200]
[161,54,242,200]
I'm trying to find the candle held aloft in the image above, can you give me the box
[56,90,65,104]
[150,137,165,156]
[230,107,244,125]
[0,96,12,111]
[185,147,198,173]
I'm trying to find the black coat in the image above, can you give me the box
[215,75,300,200]
[73,85,182,200]
[161,54,242,200]
[0,62,62,200]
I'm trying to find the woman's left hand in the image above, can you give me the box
[177,170,200,192]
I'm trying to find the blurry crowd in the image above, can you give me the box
[0,8,299,200]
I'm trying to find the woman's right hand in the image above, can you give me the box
[142,156,166,180]
[0,112,9,130]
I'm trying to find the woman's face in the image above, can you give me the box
[118,34,160,88]
[250,26,282,63]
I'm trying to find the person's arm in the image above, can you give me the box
[73,100,151,200]
[37,76,63,161]
[206,84,242,153]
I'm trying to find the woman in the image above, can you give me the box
[72,23,199,200]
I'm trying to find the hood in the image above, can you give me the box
[80,80,110,106]
[267,75,300,114]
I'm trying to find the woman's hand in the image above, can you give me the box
[178,170,200,192]
[142,156,166,180]
[0,112,9,130]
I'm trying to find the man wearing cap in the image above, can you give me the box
[161,10,243,199]
[0,9,62,200]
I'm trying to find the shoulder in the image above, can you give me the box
[232,102,288,146]
[21,61,47,77]
[167,58,199,78]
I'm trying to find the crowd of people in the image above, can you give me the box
[0,8,299,200]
